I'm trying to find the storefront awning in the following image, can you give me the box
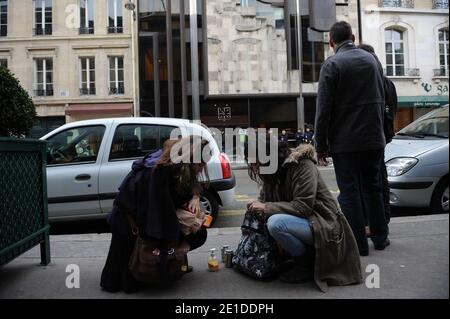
[66,103,133,116]
[398,96,449,108]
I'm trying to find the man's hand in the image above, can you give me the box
[188,196,201,215]
[249,201,266,213]
[317,150,329,167]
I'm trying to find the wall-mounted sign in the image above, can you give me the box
[218,106,232,122]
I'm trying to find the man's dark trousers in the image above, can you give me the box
[332,149,389,255]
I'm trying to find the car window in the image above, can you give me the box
[400,116,449,137]
[109,124,179,161]
[46,125,106,165]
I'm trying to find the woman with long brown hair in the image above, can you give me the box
[101,135,211,293]
[245,134,362,292]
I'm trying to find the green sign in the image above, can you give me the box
[397,96,449,108]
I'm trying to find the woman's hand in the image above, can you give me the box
[246,199,257,210]
[188,195,201,215]
[249,201,266,213]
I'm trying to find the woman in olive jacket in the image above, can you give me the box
[246,137,362,292]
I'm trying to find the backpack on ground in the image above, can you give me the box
[232,211,280,279]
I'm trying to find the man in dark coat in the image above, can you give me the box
[314,21,390,256]
[358,43,398,224]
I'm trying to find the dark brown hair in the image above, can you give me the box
[244,134,291,187]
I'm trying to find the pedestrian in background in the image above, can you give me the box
[358,43,398,225]
[295,129,304,147]
[314,21,390,256]
[303,128,314,145]
[279,130,289,143]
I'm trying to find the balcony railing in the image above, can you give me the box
[109,86,124,95]
[107,26,123,34]
[379,0,414,8]
[79,87,96,95]
[384,68,420,77]
[33,26,52,36]
[433,68,449,77]
[79,27,94,35]
[34,89,54,97]
[432,0,449,9]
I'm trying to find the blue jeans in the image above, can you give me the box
[267,214,314,257]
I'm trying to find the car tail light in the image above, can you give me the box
[219,154,232,179]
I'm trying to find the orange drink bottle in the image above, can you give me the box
[203,215,213,228]
[208,248,219,272]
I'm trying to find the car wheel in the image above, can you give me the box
[431,176,449,214]
[200,190,219,224]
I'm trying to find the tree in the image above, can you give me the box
[0,66,36,137]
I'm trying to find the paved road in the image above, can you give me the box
[50,165,435,234]
[214,166,339,228]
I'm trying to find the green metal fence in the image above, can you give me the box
[0,137,50,266]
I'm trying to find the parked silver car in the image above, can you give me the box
[385,105,449,213]
[40,118,236,223]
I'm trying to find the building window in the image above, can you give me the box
[79,57,96,95]
[0,0,7,37]
[385,28,405,76]
[34,58,53,96]
[379,0,414,8]
[0,58,7,68]
[437,28,449,76]
[240,0,284,29]
[108,0,123,33]
[33,0,52,36]
[432,0,449,9]
[109,56,124,95]
[79,0,94,34]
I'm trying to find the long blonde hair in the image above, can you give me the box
[156,135,211,195]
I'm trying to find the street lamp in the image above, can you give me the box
[296,0,304,131]
[125,1,136,20]
[125,0,139,117]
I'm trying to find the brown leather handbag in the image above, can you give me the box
[127,215,190,284]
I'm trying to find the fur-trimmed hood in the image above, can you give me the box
[283,144,317,166]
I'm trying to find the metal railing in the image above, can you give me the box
[0,138,50,266]
[433,67,449,76]
[109,86,125,95]
[79,27,94,35]
[379,0,414,8]
[384,67,420,77]
[107,26,123,34]
[432,0,449,9]
[79,87,96,95]
[33,26,52,36]
[34,89,54,97]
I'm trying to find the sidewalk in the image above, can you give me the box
[0,214,448,299]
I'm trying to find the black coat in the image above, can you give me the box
[101,151,194,293]
[314,41,386,154]
[109,151,186,242]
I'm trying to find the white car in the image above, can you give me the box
[40,118,236,224]
[385,106,449,213]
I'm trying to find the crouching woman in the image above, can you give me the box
[246,136,362,292]
[100,136,211,293]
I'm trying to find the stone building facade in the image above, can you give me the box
[360,0,449,130]
[0,0,136,137]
